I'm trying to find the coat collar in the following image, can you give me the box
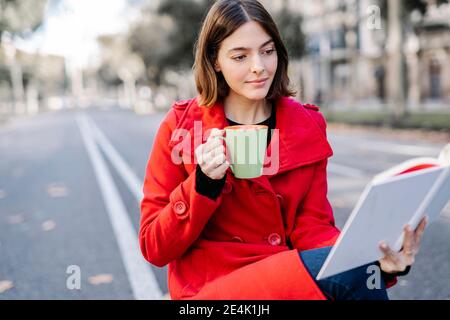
[171,96,333,189]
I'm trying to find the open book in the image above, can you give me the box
[316,143,450,280]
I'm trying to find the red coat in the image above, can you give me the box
[140,96,396,299]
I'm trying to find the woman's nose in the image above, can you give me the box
[250,56,265,74]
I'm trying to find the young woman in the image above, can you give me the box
[139,0,427,300]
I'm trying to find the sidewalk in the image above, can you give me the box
[328,122,450,144]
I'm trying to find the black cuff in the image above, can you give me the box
[195,165,226,200]
[375,261,411,280]
[385,265,411,277]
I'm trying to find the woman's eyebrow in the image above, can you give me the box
[228,39,274,53]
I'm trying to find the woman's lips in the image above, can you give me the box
[246,78,268,87]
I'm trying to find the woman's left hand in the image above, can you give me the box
[378,216,428,274]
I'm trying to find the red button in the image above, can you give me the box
[173,201,187,215]
[267,233,281,246]
[223,181,232,194]
[231,236,244,243]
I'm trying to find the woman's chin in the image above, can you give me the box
[241,89,270,101]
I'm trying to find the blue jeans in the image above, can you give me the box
[299,246,389,300]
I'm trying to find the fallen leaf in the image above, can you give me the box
[88,274,113,285]
[41,220,56,231]
[8,214,24,224]
[46,183,69,198]
[0,280,14,293]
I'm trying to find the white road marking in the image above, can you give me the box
[87,116,143,202]
[328,163,366,178]
[76,114,163,300]
[358,141,441,157]
[330,136,442,157]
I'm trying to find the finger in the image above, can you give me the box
[414,216,428,245]
[204,146,225,167]
[210,153,227,167]
[204,160,228,180]
[197,145,219,166]
[195,144,205,164]
[203,138,223,154]
[208,160,230,180]
[379,242,409,271]
[204,153,226,172]
[402,224,416,256]
[209,145,225,159]
[207,129,224,142]
[379,242,401,264]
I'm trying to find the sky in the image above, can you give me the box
[14,0,145,70]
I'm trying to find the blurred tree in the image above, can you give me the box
[128,8,176,86]
[128,0,213,85]
[129,0,305,86]
[379,0,449,20]
[273,2,305,59]
[97,34,146,109]
[98,35,130,86]
[157,0,215,69]
[0,0,48,41]
[0,0,47,114]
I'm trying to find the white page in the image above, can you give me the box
[316,165,450,280]
[394,165,450,249]
[417,166,450,224]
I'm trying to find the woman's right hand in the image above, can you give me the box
[195,128,230,180]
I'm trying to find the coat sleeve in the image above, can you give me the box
[139,108,224,267]
[289,158,341,251]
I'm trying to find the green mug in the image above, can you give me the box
[222,125,268,179]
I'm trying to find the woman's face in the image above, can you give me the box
[215,20,278,102]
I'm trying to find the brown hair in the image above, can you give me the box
[193,0,296,107]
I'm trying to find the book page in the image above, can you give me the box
[317,166,448,280]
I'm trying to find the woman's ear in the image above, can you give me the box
[214,61,221,72]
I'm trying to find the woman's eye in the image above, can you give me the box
[264,48,276,55]
[232,49,275,62]
[233,55,246,62]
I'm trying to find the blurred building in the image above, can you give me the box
[263,0,450,111]
[412,3,450,108]
[0,44,67,114]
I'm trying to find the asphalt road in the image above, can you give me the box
[0,106,448,299]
